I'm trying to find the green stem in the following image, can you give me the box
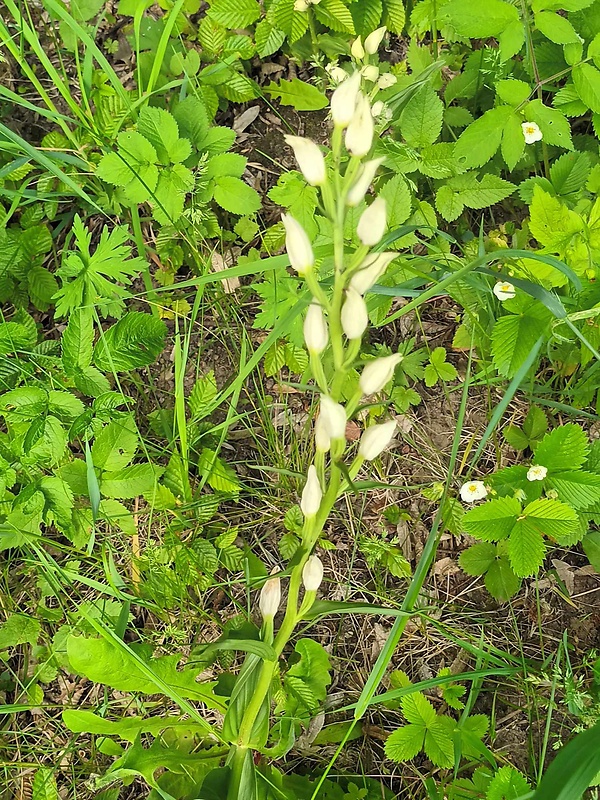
[130,204,159,316]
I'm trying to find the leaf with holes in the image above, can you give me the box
[94,312,167,372]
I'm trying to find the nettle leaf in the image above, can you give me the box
[94,312,167,372]
[534,423,589,472]
[92,416,139,472]
[442,0,519,37]
[96,130,158,204]
[454,106,513,169]
[400,85,443,148]
[265,78,328,111]
[212,175,261,215]
[208,0,261,27]
[66,634,221,706]
[462,496,521,542]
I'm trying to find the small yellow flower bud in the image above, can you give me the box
[377,73,397,90]
[361,64,379,83]
[351,36,365,59]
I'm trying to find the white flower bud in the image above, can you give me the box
[341,287,369,340]
[351,36,365,59]
[377,73,397,90]
[259,577,281,618]
[371,100,385,117]
[345,93,374,157]
[327,65,348,84]
[302,555,324,591]
[301,465,322,517]
[320,395,346,441]
[361,65,379,82]
[349,251,397,294]
[304,302,328,354]
[284,135,326,187]
[331,71,361,127]
[346,157,385,206]
[359,419,396,460]
[459,481,488,503]
[357,197,386,246]
[364,26,386,54]
[359,353,402,395]
[282,213,314,275]
[294,0,308,10]
[314,413,330,452]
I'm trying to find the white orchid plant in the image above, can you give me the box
[223,69,405,797]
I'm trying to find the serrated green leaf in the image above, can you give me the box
[491,313,544,378]
[32,768,58,800]
[351,0,383,35]
[573,62,600,113]
[382,0,404,33]
[459,542,497,576]
[462,496,521,542]
[400,85,443,148]
[385,724,425,761]
[508,518,547,577]
[100,463,160,498]
[313,0,355,33]
[254,19,285,57]
[548,471,600,510]
[92,416,139,472]
[212,176,261,215]
[454,106,512,169]
[526,99,573,150]
[485,557,521,601]
[442,0,518,36]
[207,0,261,27]
[534,423,589,471]
[94,312,167,372]
[265,78,328,111]
[0,613,41,649]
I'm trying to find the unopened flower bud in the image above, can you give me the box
[284,135,326,186]
[315,413,330,452]
[357,196,386,246]
[341,287,368,340]
[282,213,314,275]
[377,73,397,90]
[320,395,346,441]
[346,157,385,206]
[301,464,322,517]
[351,36,365,59]
[327,65,348,84]
[331,71,361,127]
[304,302,328,354]
[345,93,374,157]
[294,0,308,10]
[359,353,402,395]
[364,26,386,54]
[371,100,385,117]
[359,419,396,460]
[349,251,397,294]
[361,64,379,82]
[302,555,324,591]
[259,577,281,618]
